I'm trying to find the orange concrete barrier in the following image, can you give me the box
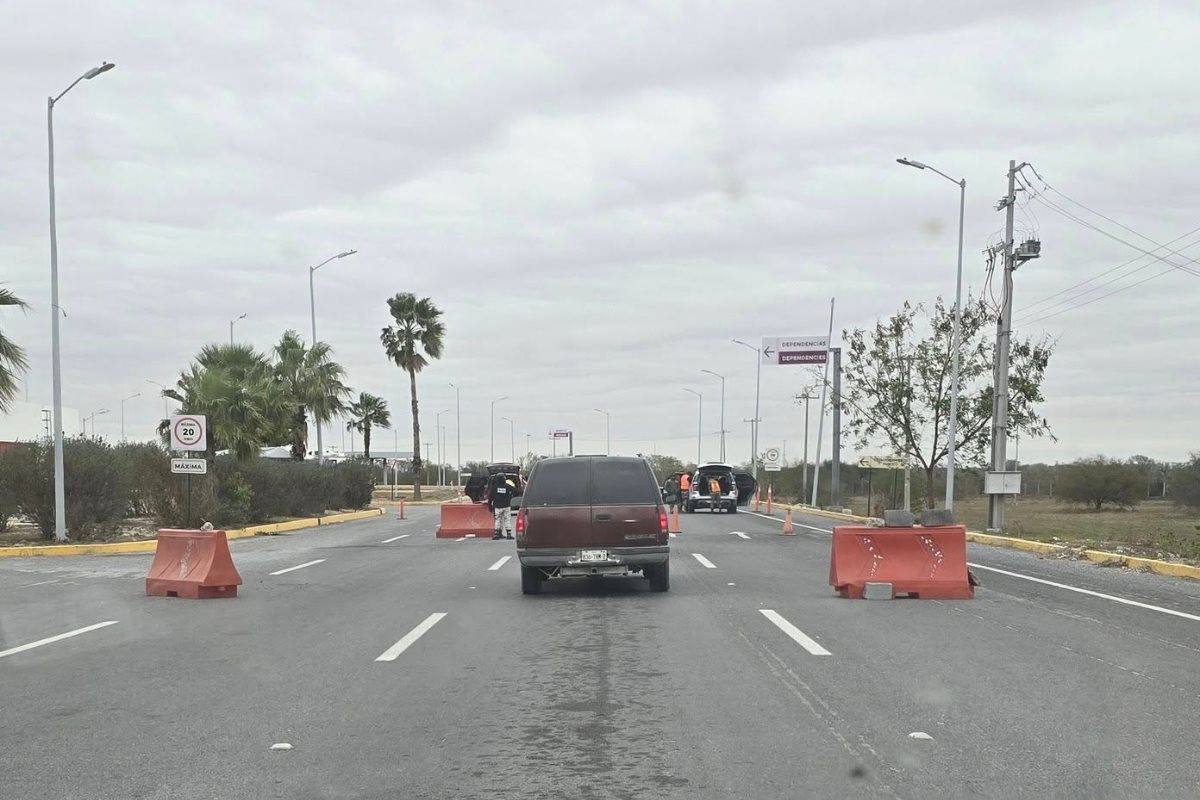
[437,503,495,538]
[829,524,973,599]
[145,529,242,599]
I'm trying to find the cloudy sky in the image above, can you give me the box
[2,0,1198,467]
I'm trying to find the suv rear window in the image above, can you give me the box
[591,459,658,505]
[522,459,591,506]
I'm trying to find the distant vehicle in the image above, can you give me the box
[464,462,524,502]
[663,469,758,507]
[685,462,739,513]
[515,455,671,594]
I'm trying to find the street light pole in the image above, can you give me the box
[501,416,515,461]
[436,408,451,485]
[593,409,610,455]
[85,408,110,438]
[230,312,247,346]
[897,157,966,511]
[48,61,115,542]
[683,388,702,464]
[120,392,140,442]
[733,339,762,477]
[449,382,461,487]
[701,369,726,462]
[490,395,508,462]
[146,379,171,422]
[308,249,357,463]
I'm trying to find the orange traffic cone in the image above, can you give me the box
[754,490,761,513]
[397,499,406,520]
[766,485,773,515]
[669,507,682,534]
[780,508,795,535]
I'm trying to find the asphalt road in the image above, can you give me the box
[2,504,1200,799]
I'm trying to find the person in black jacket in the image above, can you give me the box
[487,473,517,540]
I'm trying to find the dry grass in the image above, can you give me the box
[839,493,1200,561]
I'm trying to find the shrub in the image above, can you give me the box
[0,438,127,538]
[1168,453,1200,510]
[1057,456,1144,510]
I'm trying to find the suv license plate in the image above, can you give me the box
[581,550,608,562]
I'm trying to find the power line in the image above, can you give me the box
[1014,224,1200,316]
[1019,165,1200,278]
[1015,265,1178,328]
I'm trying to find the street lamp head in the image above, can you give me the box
[897,157,927,170]
[337,249,357,259]
[84,62,116,80]
[236,313,247,321]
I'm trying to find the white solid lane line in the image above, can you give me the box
[375,612,448,662]
[967,562,1200,622]
[269,559,326,576]
[0,620,119,660]
[488,555,512,571]
[692,553,717,569]
[742,510,830,532]
[759,609,831,656]
[382,534,411,543]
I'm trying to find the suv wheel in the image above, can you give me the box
[521,566,543,595]
[647,560,670,592]
[684,501,694,513]
[728,502,738,514]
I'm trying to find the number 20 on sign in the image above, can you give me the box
[170,414,207,452]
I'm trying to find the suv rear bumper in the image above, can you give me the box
[518,546,669,568]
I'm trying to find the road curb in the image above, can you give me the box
[0,507,384,558]
[774,503,1200,582]
[963,531,1200,581]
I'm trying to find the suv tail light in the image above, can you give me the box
[659,508,668,534]
[516,507,527,535]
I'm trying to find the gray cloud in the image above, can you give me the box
[2,0,1198,467]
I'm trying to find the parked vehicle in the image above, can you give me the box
[515,456,671,594]
[463,462,523,503]
[685,462,739,513]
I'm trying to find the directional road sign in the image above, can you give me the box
[859,456,909,470]
[761,336,829,366]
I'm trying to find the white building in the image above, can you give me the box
[0,401,83,446]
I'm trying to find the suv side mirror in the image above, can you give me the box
[509,496,523,510]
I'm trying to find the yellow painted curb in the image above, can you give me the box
[966,531,1065,556]
[0,507,384,557]
[0,539,161,557]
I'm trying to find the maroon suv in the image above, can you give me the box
[514,456,671,594]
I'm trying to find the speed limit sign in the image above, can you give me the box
[170,414,207,452]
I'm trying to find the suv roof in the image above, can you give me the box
[524,456,659,506]
[696,463,735,471]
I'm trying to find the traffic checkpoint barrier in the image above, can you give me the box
[436,502,496,539]
[828,523,974,600]
[145,529,242,599]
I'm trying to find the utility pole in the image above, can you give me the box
[831,347,843,510]
[986,160,1039,530]
[794,389,815,503]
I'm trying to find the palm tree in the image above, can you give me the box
[273,330,351,460]
[345,392,391,460]
[164,343,292,460]
[380,294,445,500]
[0,287,30,413]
